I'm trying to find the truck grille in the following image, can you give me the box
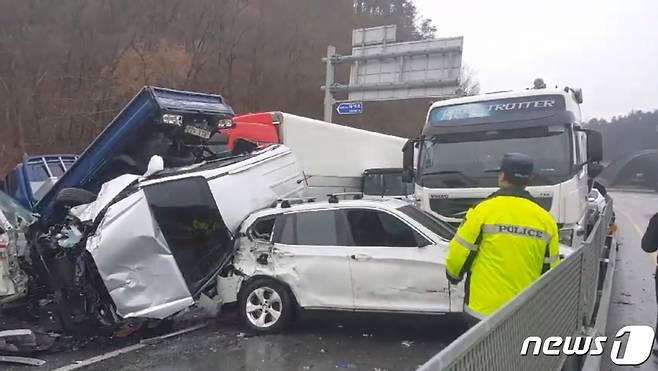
[430,197,553,218]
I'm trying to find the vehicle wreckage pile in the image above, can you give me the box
[0,88,311,356]
[2,85,607,367]
[1,86,456,360]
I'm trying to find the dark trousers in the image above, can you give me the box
[655,266,658,345]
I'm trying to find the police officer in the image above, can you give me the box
[446,153,560,323]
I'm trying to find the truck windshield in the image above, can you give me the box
[363,172,413,196]
[26,158,76,201]
[418,125,573,188]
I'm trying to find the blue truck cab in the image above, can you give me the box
[2,155,77,210]
[34,86,234,223]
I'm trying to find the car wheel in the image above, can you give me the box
[239,278,293,333]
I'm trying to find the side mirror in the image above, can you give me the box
[402,139,416,183]
[587,162,604,178]
[572,88,583,104]
[585,130,603,163]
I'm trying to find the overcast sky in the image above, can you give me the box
[414,0,658,120]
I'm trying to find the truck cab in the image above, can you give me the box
[35,87,234,223]
[2,155,77,210]
[403,88,603,249]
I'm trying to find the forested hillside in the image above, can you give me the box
[587,110,658,162]
[0,0,439,173]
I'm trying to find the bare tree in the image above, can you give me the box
[0,0,446,174]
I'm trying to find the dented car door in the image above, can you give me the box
[87,176,234,319]
[341,207,450,313]
[270,209,354,309]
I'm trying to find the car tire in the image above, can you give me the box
[239,278,293,333]
[55,188,97,207]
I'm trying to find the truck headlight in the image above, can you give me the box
[162,114,183,126]
[559,228,574,246]
[217,118,235,129]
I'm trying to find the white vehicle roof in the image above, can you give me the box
[276,112,407,178]
[246,198,411,221]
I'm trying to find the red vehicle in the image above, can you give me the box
[218,112,279,151]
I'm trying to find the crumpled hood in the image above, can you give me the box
[70,174,141,223]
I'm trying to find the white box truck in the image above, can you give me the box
[227,112,411,199]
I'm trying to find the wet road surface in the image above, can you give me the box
[9,192,657,370]
[82,313,462,371]
[5,311,464,371]
[603,191,658,370]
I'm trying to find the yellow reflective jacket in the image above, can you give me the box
[446,189,560,318]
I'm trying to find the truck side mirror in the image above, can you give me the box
[587,162,604,178]
[585,130,603,163]
[572,88,583,104]
[402,139,415,183]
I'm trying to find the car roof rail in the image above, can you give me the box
[327,192,363,204]
[277,197,316,209]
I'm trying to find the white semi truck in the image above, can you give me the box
[402,88,604,249]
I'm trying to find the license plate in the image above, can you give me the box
[184,125,211,139]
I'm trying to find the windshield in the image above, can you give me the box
[0,190,36,229]
[363,172,413,196]
[418,125,573,188]
[398,205,455,240]
[25,158,76,202]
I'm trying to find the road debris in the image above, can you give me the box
[613,300,633,305]
[0,329,56,353]
[401,340,414,348]
[139,323,208,345]
[0,355,47,366]
[52,343,146,371]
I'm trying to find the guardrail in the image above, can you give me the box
[419,200,615,371]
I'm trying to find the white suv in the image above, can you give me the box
[222,197,458,333]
